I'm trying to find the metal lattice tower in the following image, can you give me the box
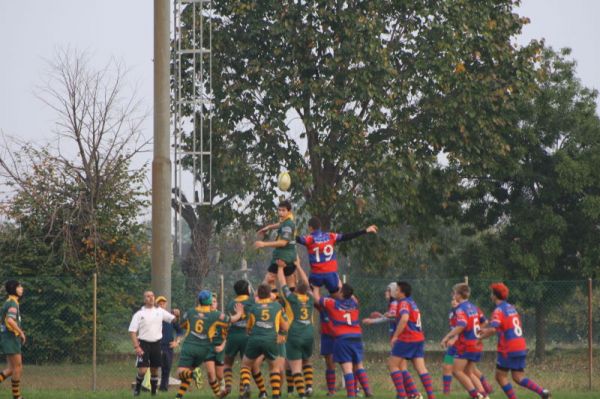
[172,0,213,255]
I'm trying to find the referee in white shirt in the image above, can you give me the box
[129,290,180,396]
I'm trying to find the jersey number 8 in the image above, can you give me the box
[512,317,523,337]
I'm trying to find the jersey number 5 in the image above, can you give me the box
[261,309,270,321]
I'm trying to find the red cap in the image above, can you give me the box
[490,283,509,300]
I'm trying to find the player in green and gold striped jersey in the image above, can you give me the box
[0,280,26,399]
[239,284,289,399]
[175,290,243,399]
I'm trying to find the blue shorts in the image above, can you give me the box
[445,345,458,357]
[456,351,482,362]
[333,337,363,364]
[496,353,526,371]
[320,334,335,356]
[391,341,424,360]
[309,272,340,293]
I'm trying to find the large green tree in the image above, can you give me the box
[454,48,600,358]
[175,0,541,276]
[0,50,150,361]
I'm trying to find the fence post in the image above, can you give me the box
[464,276,469,285]
[92,272,97,391]
[588,278,593,390]
[342,274,347,284]
[220,274,225,311]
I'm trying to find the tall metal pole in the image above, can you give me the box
[588,278,593,390]
[152,0,172,303]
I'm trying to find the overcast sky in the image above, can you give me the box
[1,0,599,169]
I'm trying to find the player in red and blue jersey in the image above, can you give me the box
[441,283,486,399]
[389,282,435,399]
[441,298,459,394]
[312,284,372,398]
[315,295,337,395]
[479,283,551,399]
[441,297,493,396]
[297,217,377,293]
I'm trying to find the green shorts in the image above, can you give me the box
[285,334,314,361]
[0,333,21,355]
[206,344,225,365]
[179,344,211,368]
[279,342,286,358]
[224,332,248,359]
[245,337,280,361]
[443,354,455,365]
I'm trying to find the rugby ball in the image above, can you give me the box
[370,311,383,319]
[278,171,291,191]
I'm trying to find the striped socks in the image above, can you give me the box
[293,372,306,396]
[286,369,295,393]
[443,375,452,394]
[11,379,20,399]
[150,374,159,394]
[224,367,233,391]
[391,370,406,398]
[344,372,357,398]
[402,370,419,396]
[480,375,493,394]
[502,383,517,399]
[270,372,282,397]
[253,371,267,395]
[519,378,544,395]
[176,369,193,398]
[240,367,252,391]
[326,368,336,394]
[303,364,314,389]
[354,368,372,395]
[419,373,436,399]
[210,379,221,396]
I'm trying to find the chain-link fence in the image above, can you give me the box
[0,274,597,392]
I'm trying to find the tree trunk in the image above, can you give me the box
[172,189,214,295]
[534,302,547,361]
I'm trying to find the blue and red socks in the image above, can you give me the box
[468,388,479,398]
[326,369,336,394]
[480,375,493,394]
[419,373,436,399]
[354,368,372,395]
[390,371,406,398]
[502,383,517,399]
[519,378,544,395]
[442,375,452,394]
[344,373,357,398]
[402,370,419,396]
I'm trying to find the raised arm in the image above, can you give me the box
[294,257,310,287]
[311,284,322,304]
[337,225,378,242]
[276,260,287,288]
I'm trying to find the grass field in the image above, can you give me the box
[2,390,599,399]
[0,349,597,397]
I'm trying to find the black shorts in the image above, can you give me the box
[267,261,296,276]
[136,340,162,368]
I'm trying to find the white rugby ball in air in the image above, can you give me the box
[278,171,291,191]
